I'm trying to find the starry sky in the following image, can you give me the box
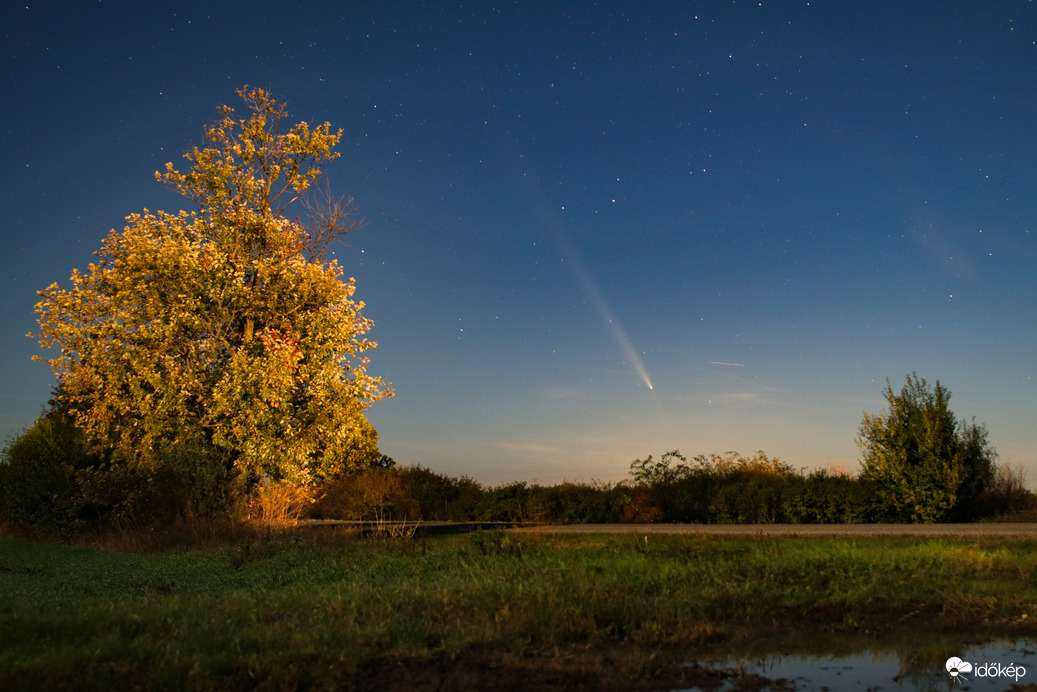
[3,1,1036,485]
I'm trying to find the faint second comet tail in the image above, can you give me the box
[710,361,745,367]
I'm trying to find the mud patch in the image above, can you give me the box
[353,643,821,691]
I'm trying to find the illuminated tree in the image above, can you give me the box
[31,87,391,490]
[857,374,995,522]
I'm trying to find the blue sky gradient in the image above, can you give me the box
[3,1,1035,484]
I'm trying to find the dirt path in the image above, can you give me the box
[511,522,1037,537]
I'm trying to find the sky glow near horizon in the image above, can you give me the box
[2,2,1036,485]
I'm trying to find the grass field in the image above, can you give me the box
[3,527,1037,690]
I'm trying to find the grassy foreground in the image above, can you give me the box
[3,528,1037,690]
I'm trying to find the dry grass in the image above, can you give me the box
[250,481,317,526]
[83,518,268,552]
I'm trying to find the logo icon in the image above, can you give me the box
[946,657,973,685]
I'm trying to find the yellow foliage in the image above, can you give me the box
[30,87,391,488]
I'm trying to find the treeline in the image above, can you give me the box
[308,450,1035,526]
[2,412,1033,538]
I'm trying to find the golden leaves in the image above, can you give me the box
[32,87,391,485]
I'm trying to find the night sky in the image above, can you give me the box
[3,1,1036,485]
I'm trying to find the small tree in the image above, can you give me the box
[30,87,391,505]
[856,374,996,522]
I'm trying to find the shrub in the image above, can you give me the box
[780,472,885,524]
[535,482,625,524]
[311,468,418,521]
[976,462,1037,519]
[443,474,485,520]
[630,450,799,523]
[0,412,93,536]
[473,482,542,522]
[708,470,790,523]
[0,405,261,536]
[152,439,238,520]
[662,474,716,523]
[621,491,663,523]
[857,374,997,523]
[250,481,317,525]
[397,465,482,520]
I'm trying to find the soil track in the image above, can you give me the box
[511,522,1037,537]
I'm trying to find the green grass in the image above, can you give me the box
[2,530,1037,690]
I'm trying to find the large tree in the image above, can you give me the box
[856,374,995,522]
[31,87,391,488]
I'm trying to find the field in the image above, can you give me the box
[3,526,1037,690]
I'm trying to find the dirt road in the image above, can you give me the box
[511,522,1037,537]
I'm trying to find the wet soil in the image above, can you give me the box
[350,643,783,692]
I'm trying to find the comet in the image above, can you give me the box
[525,185,653,391]
[556,235,654,391]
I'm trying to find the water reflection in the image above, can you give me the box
[679,638,1036,691]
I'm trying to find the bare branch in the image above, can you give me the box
[299,181,368,262]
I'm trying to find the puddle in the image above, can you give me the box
[677,639,1036,691]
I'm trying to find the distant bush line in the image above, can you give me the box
[308,450,1034,526]
[2,416,1034,538]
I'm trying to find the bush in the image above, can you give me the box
[534,482,626,524]
[311,468,418,521]
[473,482,542,522]
[398,465,483,520]
[101,439,242,525]
[0,398,301,534]
[857,374,997,523]
[0,411,250,536]
[0,412,93,536]
[708,470,790,523]
[630,450,801,524]
[621,491,663,523]
[623,450,909,524]
[976,462,1037,519]
[442,474,484,520]
[249,481,318,525]
[661,474,715,523]
[780,472,885,524]
[152,439,238,520]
